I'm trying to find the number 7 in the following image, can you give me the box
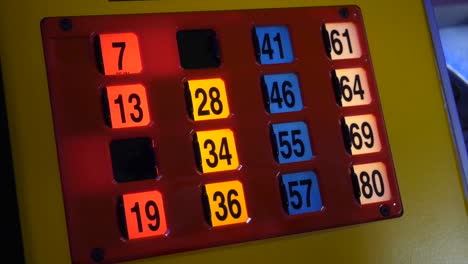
[112,42,126,70]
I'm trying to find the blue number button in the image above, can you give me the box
[262,73,303,114]
[270,121,313,164]
[280,171,323,215]
[253,26,294,64]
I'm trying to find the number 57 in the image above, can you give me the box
[287,179,312,210]
[280,171,323,215]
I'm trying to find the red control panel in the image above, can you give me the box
[41,6,403,264]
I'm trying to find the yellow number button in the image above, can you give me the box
[194,129,239,173]
[203,181,249,227]
[186,78,231,121]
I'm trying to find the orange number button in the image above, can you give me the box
[103,84,151,129]
[121,190,168,240]
[96,33,142,75]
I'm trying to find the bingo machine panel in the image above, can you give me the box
[40,6,402,264]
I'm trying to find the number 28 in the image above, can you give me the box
[186,78,230,121]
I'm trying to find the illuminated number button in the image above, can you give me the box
[120,191,167,240]
[193,129,239,173]
[110,138,156,183]
[262,73,303,114]
[270,122,313,164]
[344,114,382,155]
[103,84,151,129]
[352,162,391,204]
[322,22,362,60]
[185,78,230,121]
[253,26,294,64]
[203,181,249,227]
[280,171,323,215]
[333,68,371,107]
[95,33,142,75]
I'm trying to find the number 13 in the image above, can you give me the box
[103,84,151,129]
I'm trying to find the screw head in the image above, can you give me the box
[380,204,390,217]
[59,18,72,31]
[90,248,104,263]
[339,8,349,19]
